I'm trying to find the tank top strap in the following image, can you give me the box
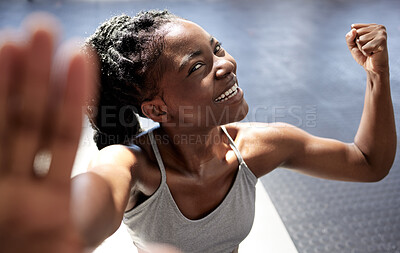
[148,128,167,184]
[221,125,244,165]
[221,125,258,184]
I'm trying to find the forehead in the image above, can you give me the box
[164,19,210,43]
[161,20,211,64]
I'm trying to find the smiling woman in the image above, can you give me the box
[0,8,396,253]
[142,18,248,129]
[85,12,253,252]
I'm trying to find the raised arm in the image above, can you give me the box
[71,145,135,248]
[0,13,134,252]
[348,24,396,178]
[244,24,395,182]
[0,14,93,252]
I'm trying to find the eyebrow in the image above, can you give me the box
[178,36,215,72]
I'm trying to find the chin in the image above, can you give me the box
[230,100,249,123]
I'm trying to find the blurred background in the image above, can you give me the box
[1,0,399,252]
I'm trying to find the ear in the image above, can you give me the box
[141,97,168,123]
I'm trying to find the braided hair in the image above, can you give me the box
[86,10,178,150]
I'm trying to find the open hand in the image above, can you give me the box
[346,23,389,74]
[0,13,94,253]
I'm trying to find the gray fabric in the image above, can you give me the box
[123,126,258,253]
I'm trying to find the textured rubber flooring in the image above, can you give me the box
[250,1,400,253]
[1,0,400,252]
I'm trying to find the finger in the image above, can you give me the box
[21,12,61,43]
[358,32,376,44]
[361,39,385,55]
[345,28,357,50]
[355,29,386,56]
[355,27,375,37]
[356,38,368,57]
[346,29,367,60]
[0,43,21,175]
[48,49,94,184]
[9,27,55,177]
[353,29,369,56]
[1,42,27,176]
[351,23,377,29]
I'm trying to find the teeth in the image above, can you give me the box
[228,89,238,98]
[215,83,238,103]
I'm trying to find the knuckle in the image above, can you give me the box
[361,44,368,50]
[379,34,387,43]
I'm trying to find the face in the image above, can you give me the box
[155,19,249,129]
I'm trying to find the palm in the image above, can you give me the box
[0,14,93,253]
[0,179,80,252]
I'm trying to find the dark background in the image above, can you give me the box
[1,0,399,252]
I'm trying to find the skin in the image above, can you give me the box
[0,13,395,253]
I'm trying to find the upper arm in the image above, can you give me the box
[88,144,141,216]
[279,125,380,182]
[71,144,142,246]
[240,122,382,182]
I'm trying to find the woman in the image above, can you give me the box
[0,10,395,253]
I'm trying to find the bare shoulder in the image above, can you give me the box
[86,144,145,195]
[225,121,302,148]
[89,128,159,170]
[89,144,146,173]
[88,137,162,200]
[225,122,307,178]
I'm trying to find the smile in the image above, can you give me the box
[214,83,239,103]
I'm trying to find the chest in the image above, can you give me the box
[165,162,239,220]
[124,164,257,253]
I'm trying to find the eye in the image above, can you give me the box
[214,42,223,54]
[188,63,204,75]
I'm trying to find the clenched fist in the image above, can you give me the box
[346,24,389,74]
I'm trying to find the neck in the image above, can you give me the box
[158,124,230,175]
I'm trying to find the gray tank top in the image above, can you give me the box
[123,126,258,253]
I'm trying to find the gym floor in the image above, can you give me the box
[1,0,399,252]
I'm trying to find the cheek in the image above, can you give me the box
[225,52,237,72]
[182,79,214,104]
[182,86,211,104]
[163,86,213,119]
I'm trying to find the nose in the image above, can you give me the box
[215,58,235,80]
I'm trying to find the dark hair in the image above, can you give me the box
[85,10,178,150]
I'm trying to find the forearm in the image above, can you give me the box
[354,70,396,177]
[71,172,122,248]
